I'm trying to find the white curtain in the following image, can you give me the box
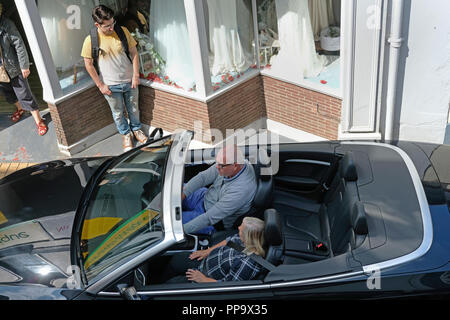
[270,0,326,79]
[150,0,196,90]
[38,0,95,71]
[207,0,253,76]
[309,0,336,41]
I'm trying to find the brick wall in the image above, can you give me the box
[49,86,112,147]
[139,86,210,138]
[207,76,266,139]
[139,76,266,144]
[262,75,342,140]
[50,75,341,151]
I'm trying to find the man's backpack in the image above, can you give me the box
[90,24,133,75]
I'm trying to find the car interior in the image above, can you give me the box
[109,142,370,292]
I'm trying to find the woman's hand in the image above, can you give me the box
[186,269,216,283]
[21,69,31,79]
[189,249,210,261]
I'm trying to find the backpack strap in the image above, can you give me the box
[90,26,132,75]
[114,24,132,64]
[90,27,100,75]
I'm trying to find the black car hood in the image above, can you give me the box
[0,157,110,288]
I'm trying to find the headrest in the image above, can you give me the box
[264,209,282,246]
[351,202,368,235]
[339,152,358,181]
[251,147,272,182]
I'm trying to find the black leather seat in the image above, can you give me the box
[232,148,273,228]
[331,201,369,255]
[263,209,284,266]
[278,152,367,261]
[254,209,284,280]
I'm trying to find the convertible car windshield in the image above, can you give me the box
[80,137,173,282]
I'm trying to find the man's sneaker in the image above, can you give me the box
[133,129,148,144]
[123,133,134,152]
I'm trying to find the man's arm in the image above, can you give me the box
[183,188,244,234]
[129,45,140,89]
[84,58,112,96]
[183,164,219,199]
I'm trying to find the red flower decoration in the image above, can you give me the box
[320,80,328,84]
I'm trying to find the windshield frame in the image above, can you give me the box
[71,131,192,293]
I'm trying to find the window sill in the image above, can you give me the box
[260,69,343,100]
[44,68,340,107]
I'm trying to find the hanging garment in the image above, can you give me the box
[308,0,335,41]
[150,0,196,90]
[38,0,95,72]
[269,0,326,80]
[207,0,253,76]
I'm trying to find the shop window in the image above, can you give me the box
[257,0,341,91]
[204,0,257,92]
[111,0,196,92]
[37,0,96,95]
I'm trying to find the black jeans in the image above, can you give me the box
[161,252,202,284]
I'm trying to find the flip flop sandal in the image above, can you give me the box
[37,121,48,136]
[11,109,25,122]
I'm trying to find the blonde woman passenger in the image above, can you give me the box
[164,217,266,284]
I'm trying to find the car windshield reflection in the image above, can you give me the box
[80,137,173,283]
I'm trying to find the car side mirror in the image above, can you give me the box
[116,284,141,300]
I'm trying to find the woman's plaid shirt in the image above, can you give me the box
[199,234,262,282]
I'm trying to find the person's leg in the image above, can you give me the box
[160,252,201,284]
[123,84,141,132]
[0,80,23,122]
[104,85,134,151]
[123,84,147,144]
[182,187,208,211]
[104,88,131,135]
[10,75,46,134]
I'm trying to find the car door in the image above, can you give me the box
[71,131,193,298]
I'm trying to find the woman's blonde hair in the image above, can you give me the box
[241,217,266,258]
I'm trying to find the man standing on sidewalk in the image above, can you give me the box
[82,5,147,152]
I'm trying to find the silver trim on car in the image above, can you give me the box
[284,159,331,166]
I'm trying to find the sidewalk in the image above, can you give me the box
[0,109,124,164]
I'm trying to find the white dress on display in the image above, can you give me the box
[269,0,326,80]
[150,0,195,90]
[207,0,253,76]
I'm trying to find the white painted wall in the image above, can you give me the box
[396,0,450,144]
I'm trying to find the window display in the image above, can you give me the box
[147,0,196,91]
[257,0,341,90]
[37,0,96,94]
[205,0,257,91]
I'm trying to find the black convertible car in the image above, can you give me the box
[0,130,449,300]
